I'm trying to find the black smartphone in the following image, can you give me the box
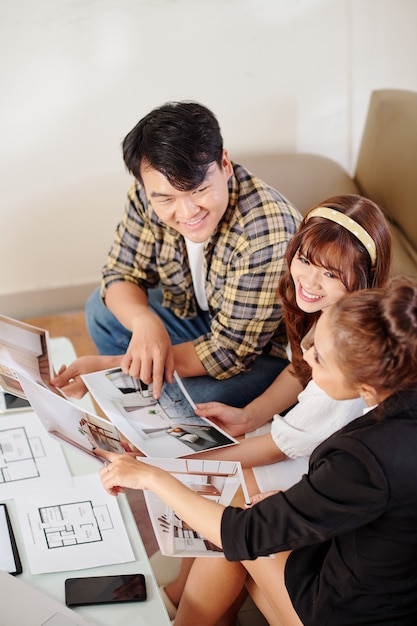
[0,503,22,575]
[0,392,31,413]
[65,573,147,607]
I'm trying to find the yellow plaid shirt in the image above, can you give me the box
[102,162,301,379]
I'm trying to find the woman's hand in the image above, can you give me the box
[95,448,224,549]
[248,490,279,506]
[51,355,122,398]
[195,402,251,438]
[96,449,159,496]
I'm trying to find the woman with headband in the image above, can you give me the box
[194,195,387,448]
[97,275,417,625]
[188,195,390,489]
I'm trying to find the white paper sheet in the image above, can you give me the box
[14,473,135,574]
[0,410,73,499]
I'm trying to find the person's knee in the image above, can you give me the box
[85,287,102,324]
[85,287,107,345]
[85,287,131,354]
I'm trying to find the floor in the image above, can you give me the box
[22,310,159,558]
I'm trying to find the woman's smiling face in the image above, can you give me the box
[290,251,348,313]
[303,311,360,401]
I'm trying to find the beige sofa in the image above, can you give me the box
[238,89,417,278]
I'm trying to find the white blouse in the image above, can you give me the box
[270,380,366,459]
[248,381,366,493]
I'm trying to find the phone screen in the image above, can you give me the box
[65,573,147,607]
[0,392,31,413]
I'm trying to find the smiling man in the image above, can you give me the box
[85,101,301,405]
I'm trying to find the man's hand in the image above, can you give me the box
[105,282,174,399]
[120,310,175,400]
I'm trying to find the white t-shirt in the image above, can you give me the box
[270,380,366,459]
[248,380,366,493]
[184,238,209,311]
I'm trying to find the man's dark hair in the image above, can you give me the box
[122,101,224,191]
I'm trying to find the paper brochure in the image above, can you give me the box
[81,368,238,458]
[142,458,249,557]
[17,371,125,463]
[0,314,56,399]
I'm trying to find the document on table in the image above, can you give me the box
[14,473,135,574]
[0,409,73,500]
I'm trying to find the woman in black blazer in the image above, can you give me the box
[98,276,417,626]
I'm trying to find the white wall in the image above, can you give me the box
[1,0,417,317]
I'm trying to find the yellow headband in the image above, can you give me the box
[306,207,377,267]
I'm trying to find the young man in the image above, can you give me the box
[85,101,301,405]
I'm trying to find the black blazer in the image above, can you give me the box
[222,388,417,625]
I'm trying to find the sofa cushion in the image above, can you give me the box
[235,152,359,215]
[355,89,417,258]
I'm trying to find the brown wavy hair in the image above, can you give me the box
[278,194,392,387]
[329,276,417,393]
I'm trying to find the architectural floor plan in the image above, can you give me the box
[39,499,112,548]
[0,411,72,499]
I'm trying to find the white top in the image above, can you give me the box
[249,380,366,493]
[272,324,364,458]
[249,322,366,493]
[184,238,209,311]
[270,379,366,459]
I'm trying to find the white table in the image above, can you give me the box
[4,337,171,626]
[7,448,171,626]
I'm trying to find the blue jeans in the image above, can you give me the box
[85,287,288,407]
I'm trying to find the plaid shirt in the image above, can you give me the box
[102,162,301,379]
